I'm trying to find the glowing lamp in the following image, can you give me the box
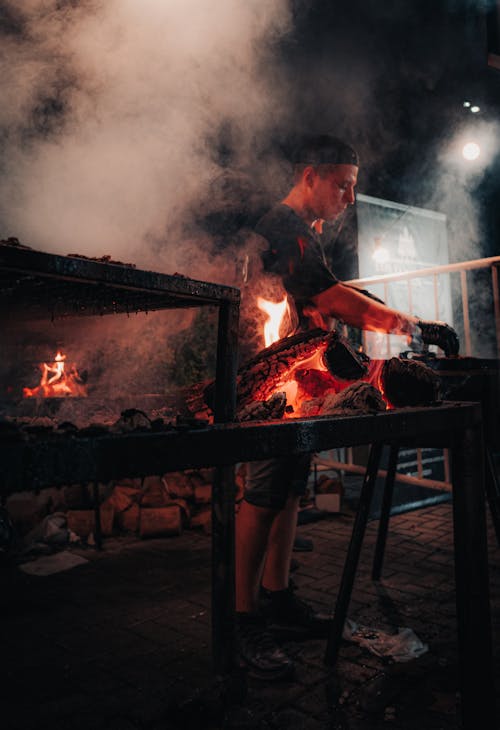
[462,142,480,161]
[372,237,389,263]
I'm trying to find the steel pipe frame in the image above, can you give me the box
[0,241,241,671]
[321,408,494,730]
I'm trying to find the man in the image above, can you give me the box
[235,134,459,681]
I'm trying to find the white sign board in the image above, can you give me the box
[356,193,452,357]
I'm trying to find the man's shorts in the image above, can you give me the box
[243,454,312,510]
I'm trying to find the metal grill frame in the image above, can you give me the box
[0,244,494,725]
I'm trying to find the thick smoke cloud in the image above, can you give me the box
[0,0,291,276]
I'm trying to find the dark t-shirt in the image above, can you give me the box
[255,204,338,317]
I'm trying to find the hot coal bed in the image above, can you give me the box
[0,240,496,727]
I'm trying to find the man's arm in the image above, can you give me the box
[311,283,460,355]
[311,282,417,334]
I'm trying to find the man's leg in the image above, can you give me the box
[261,494,300,592]
[235,499,276,613]
[234,460,294,680]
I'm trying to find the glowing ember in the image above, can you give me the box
[23,351,87,398]
[257,295,290,347]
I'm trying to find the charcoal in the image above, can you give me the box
[111,409,152,432]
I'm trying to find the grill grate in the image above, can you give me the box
[0,241,239,320]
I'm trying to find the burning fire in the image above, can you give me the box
[23,351,87,398]
[256,295,334,412]
[255,295,392,415]
[257,295,290,347]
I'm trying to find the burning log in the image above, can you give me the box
[236,328,369,409]
[380,357,439,407]
[299,381,386,418]
[237,392,287,422]
[319,382,386,415]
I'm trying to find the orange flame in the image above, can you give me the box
[23,351,87,398]
[257,295,290,347]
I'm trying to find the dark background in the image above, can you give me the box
[280,0,500,260]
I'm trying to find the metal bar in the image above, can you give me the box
[460,270,472,356]
[372,444,399,581]
[345,254,500,287]
[211,465,236,673]
[484,446,500,546]
[433,273,439,319]
[443,448,450,484]
[384,282,390,358]
[313,458,451,491]
[451,424,494,728]
[92,481,102,550]
[0,404,481,493]
[416,448,423,478]
[212,300,239,673]
[0,243,240,305]
[491,264,500,359]
[324,442,384,666]
[213,300,239,424]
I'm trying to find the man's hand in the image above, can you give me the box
[416,320,460,356]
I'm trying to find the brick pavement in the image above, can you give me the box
[2,496,499,730]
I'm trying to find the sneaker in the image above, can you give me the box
[262,585,332,638]
[236,613,294,681]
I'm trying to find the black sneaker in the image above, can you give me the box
[262,586,333,638]
[236,613,294,681]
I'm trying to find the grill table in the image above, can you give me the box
[0,245,494,727]
[0,402,493,729]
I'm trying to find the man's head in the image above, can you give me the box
[288,134,359,223]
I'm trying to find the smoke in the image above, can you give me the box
[428,119,500,262]
[0,0,292,274]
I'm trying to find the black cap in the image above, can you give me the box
[291,134,359,166]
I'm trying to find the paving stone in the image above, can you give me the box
[2,499,499,729]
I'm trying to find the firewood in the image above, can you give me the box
[190,506,211,534]
[237,392,287,421]
[380,357,439,407]
[236,329,334,408]
[320,382,386,415]
[194,484,212,504]
[140,476,170,507]
[139,506,182,538]
[107,485,141,512]
[162,473,194,499]
[67,504,114,538]
[117,503,140,532]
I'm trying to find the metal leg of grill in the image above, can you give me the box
[92,481,102,550]
[324,442,383,666]
[485,444,500,545]
[451,425,495,729]
[371,443,399,581]
[211,465,236,675]
[212,299,239,675]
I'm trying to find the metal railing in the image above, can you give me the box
[346,255,500,358]
[315,255,500,491]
